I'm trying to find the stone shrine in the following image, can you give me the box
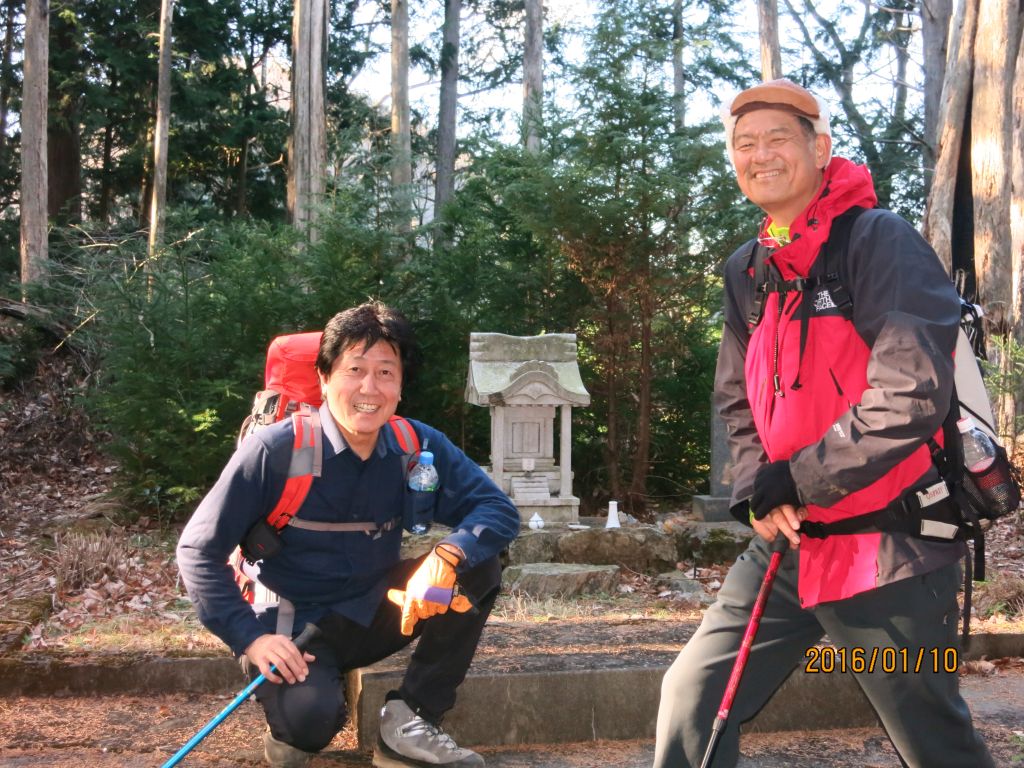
[465,333,590,524]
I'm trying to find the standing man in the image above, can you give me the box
[654,80,994,767]
[178,302,520,768]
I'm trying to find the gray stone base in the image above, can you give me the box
[692,494,734,522]
[514,497,579,524]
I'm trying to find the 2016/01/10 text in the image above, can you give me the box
[804,646,959,674]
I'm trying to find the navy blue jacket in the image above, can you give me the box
[176,404,520,656]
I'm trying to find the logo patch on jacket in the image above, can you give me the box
[814,289,838,312]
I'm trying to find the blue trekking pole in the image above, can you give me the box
[161,622,321,768]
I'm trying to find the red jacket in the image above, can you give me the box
[715,158,964,607]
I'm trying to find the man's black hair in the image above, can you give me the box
[796,116,816,140]
[316,302,420,385]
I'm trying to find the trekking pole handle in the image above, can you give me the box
[160,623,322,768]
[288,621,323,654]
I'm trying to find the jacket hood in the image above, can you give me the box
[765,157,878,278]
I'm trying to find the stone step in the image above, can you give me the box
[511,476,552,500]
[348,661,883,749]
[502,562,621,598]
[1,633,1020,753]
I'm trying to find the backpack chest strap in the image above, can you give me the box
[286,514,403,539]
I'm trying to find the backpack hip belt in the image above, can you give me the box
[799,479,968,543]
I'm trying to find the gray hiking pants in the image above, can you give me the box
[653,536,994,768]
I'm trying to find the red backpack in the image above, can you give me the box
[231,332,420,603]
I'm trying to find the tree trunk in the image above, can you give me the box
[138,122,154,228]
[603,305,624,503]
[47,96,81,223]
[922,0,978,272]
[47,0,81,223]
[98,121,114,224]
[921,0,952,193]
[147,0,174,259]
[522,0,543,153]
[434,0,460,217]
[970,0,1016,334]
[628,287,653,517]
[390,0,412,231]
[288,0,328,238]
[20,0,48,290]
[1011,27,1024,453]
[236,136,250,218]
[757,0,783,80]
[671,0,684,132]
[0,0,17,166]
[96,68,118,225]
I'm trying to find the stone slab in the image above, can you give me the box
[502,563,621,598]
[347,664,882,749]
[555,526,678,574]
[0,654,245,696]
[4,634,1015,700]
[692,494,734,522]
[669,520,754,566]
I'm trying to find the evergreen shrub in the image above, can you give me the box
[74,200,416,521]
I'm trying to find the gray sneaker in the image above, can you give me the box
[262,728,311,768]
[373,698,484,767]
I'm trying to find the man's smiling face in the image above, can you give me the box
[318,339,402,456]
[732,108,830,227]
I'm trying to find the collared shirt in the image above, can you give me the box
[177,403,520,656]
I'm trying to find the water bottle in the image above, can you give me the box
[958,417,995,473]
[957,416,1021,517]
[407,451,439,534]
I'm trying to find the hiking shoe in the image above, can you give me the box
[263,728,311,767]
[373,698,484,767]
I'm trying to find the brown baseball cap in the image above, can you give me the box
[729,78,820,119]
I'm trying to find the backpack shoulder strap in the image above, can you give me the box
[388,415,420,454]
[746,241,770,328]
[820,205,870,317]
[265,405,322,530]
[388,415,422,480]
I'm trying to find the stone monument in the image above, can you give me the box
[691,397,735,521]
[464,333,590,524]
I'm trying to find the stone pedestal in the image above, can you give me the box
[692,399,736,522]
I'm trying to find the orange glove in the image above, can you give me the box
[387,543,474,635]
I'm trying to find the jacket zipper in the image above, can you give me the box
[772,293,785,397]
[828,367,844,397]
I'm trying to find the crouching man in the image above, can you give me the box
[177,302,519,768]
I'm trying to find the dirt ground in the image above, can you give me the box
[1,666,1023,767]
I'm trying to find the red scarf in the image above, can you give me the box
[760,158,878,279]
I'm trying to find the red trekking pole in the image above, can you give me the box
[699,535,789,768]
